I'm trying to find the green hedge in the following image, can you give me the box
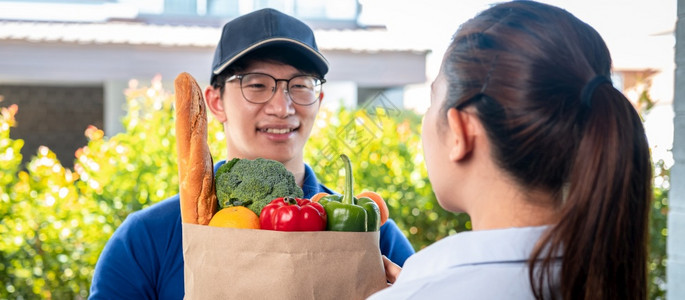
[0,79,668,299]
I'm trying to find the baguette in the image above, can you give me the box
[174,72,218,225]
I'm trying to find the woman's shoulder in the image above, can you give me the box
[395,226,552,283]
[371,260,538,299]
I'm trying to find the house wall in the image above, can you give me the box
[669,0,685,298]
[0,16,428,169]
[0,84,104,169]
[0,37,425,128]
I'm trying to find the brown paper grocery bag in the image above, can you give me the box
[182,223,387,299]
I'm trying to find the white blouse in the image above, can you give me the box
[368,226,559,299]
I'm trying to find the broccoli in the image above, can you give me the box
[215,158,304,216]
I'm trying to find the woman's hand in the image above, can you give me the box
[382,256,401,285]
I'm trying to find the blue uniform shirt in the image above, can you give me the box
[90,161,414,299]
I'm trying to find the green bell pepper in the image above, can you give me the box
[319,154,381,232]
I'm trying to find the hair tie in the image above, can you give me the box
[580,75,611,107]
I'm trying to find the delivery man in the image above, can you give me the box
[89,8,414,299]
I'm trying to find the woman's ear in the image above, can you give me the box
[205,86,227,123]
[446,108,476,162]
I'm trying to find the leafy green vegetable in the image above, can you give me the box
[215,158,304,215]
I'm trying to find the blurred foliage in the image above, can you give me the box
[649,159,668,300]
[0,79,669,299]
[304,97,469,249]
[74,77,179,231]
[1,105,102,298]
[634,79,668,300]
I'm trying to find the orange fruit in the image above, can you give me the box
[357,191,389,226]
[208,206,260,229]
[310,192,329,203]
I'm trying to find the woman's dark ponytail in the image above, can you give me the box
[531,81,651,300]
[442,2,652,299]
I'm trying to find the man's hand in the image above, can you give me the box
[382,255,401,285]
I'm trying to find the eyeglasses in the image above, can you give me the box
[225,73,326,106]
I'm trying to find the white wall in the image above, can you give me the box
[104,80,128,136]
[669,0,685,299]
[320,81,357,110]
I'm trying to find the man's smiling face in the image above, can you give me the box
[217,60,322,165]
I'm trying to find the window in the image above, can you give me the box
[295,0,356,20]
[207,0,240,16]
[254,0,291,14]
[163,0,197,15]
[153,0,357,22]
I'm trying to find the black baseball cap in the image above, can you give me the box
[210,8,329,84]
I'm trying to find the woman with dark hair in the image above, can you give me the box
[370,1,651,299]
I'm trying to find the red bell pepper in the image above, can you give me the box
[259,197,327,231]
